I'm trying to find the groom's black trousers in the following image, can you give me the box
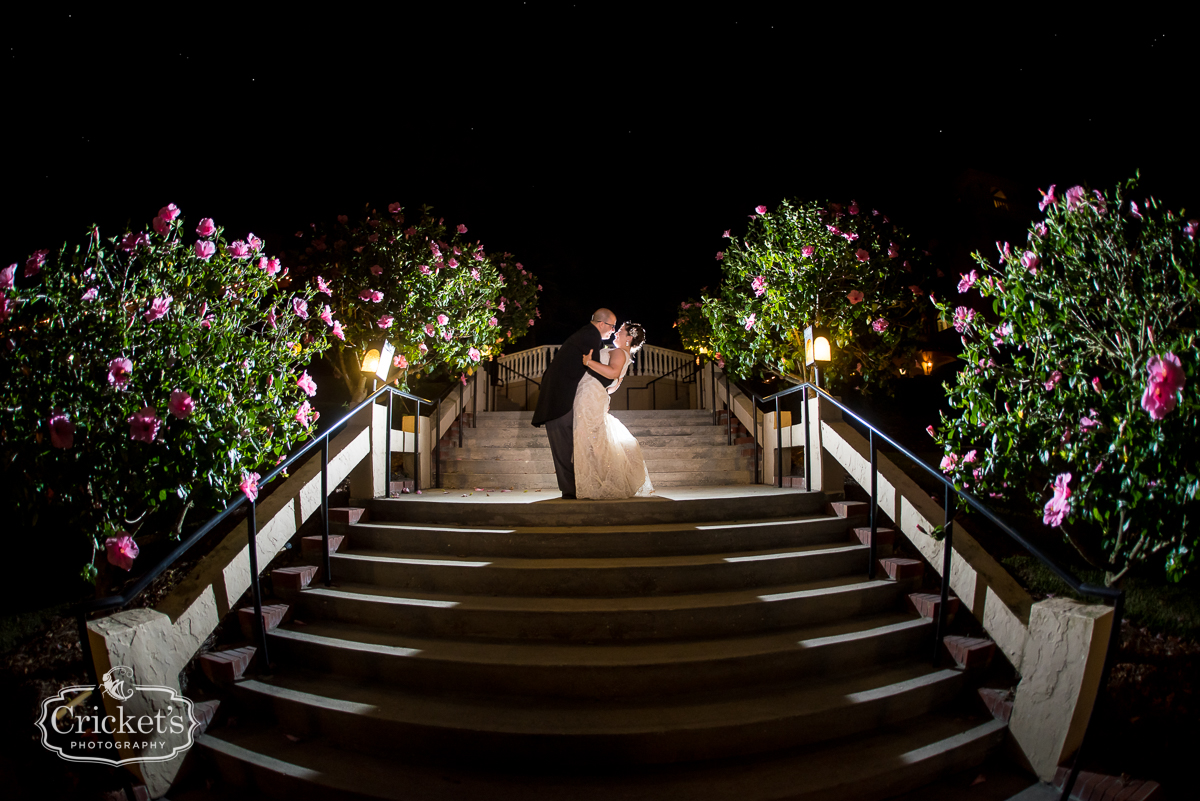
[545,410,576,498]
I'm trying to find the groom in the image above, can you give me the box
[531,308,618,498]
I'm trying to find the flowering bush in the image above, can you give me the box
[930,177,1199,585]
[699,199,933,392]
[288,204,539,401]
[675,297,715,358]
[0,206,330,583]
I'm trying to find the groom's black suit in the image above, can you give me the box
[531,323,614,498]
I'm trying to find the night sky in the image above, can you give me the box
[5,5,1196,351]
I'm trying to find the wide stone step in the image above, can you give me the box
[439,457,753,475]
[461,427,734,443]
[266,613,932,698]
[278,574,917,641]
[452,431,736,448]
[326,542,868,597]
[472,410,714,425]
[228,661,964,765]
[445,445,750,462]
[437,471,755,489]
[336,514,850,558]
[199,705,1003,801]
[360,489,826,526]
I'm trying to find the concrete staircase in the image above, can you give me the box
[439,409,755,490]
[194,490,1006,800]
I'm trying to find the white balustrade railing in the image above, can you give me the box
[497,343,694,380]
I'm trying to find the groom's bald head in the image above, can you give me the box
[590,308,617,339]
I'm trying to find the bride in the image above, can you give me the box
[573,323,655,499]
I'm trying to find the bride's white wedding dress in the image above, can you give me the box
[572,348,654,500]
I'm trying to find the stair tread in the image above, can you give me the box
[199,709,1005,801]
[291,573,894,613]
[270,612,929,668]
[341,512,843,537]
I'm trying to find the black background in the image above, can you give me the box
[4,4,1196,348]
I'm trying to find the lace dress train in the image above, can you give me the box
[572,364,654,500]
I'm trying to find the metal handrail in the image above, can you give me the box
[494,360,541,411]
[758,380,1122,801]
[625,357,700,410]
[75,382,434,687]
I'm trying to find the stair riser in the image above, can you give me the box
[440,459,753,474]
[456,432,735,447]
[337,516,850,558]
[266,620,932,699]
[361,493,828,526]
[280,580,916,642]
[328,547,867,597]
[437,472,754,489]
[445,446,751,461]
[230,669,962,766]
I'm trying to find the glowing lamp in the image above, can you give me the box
[360,338,395,381]
[920,351,934,376]
[803,324,832,367]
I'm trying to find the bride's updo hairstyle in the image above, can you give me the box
[624,322,647,354]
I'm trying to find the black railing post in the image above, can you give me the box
[869,429,878,580]
[384,391,392,493]
[726,376,732,445]
[247,500,270,671]
[471,372,477,426]
[414,400,421,492]
[775,397,783,488]
[803,386,811,491]
[711,363,716,423]
[934,483,954,664]
[458,383,464,447]
[751,396,759,485]
[321,437,331,586]
[698,360,704,410]
[436,398,442,489]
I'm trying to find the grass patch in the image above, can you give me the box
[0,604,71,656]
[1002,555,1200,641]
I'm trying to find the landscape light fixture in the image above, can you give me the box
[804,324,832,387]
[360,338,395,382]
[920,351,934,376]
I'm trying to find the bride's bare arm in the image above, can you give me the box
[582,348,626,379]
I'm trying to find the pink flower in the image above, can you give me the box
[993,321,1013,346]
[1064,185,1085,212]
[848,200,860,215]
[337,214,350,224]
[1021,251,1040,275]
[388,202,402,215]
[199,302,214,329]
[470,268,481,280]
[744,313,756,330]
[1043,473,1072,527]
[266,307,278,329]
[755,205,767,214]
[1129,201,1143,220]
[81,287,99,302]
[393,353,409,370]
[996,241,1012,262]
[315,276,333,296]
[1092,191,1107,216]
[105,534,139,571]
[952,306,976,333]
[159,203,181,222]
[826,225,842,236]
[292,297,309,319]
[926,425,936,437]
[437,314,449,326]
[909,285,923,294]
[1044,370,1063,391]
[722,229,731,238]
[359,289,384,303]
[855,248,869,263]
[801,245,814,258]
[196,218,216,237]
[331,320,345,340]
[0,264,14,289]
[424,323,436,336]
[419,264,432,275]
[195,240,216,260]
[258,256,281,276]
[25,249,49,277]
[1184,219,1198,240]
[152,216,170,236]
[847,290,864,304]
[751,275,767,297]
[107,357,133,388]
[443,330,453,340]
[457,223,468,234]
[957,270,978,293]
[419,343,428,354]
[370,264,384,276]
[1141,352,1186,420]
[871,318,888,333]
[962,450,978,464]
[228,240,251,259]
[1091,376,1102,393]
[378,314,394,329]
[297,371,318,397]
[489,317,498,326]
[169,389,194,419]
[240,471,261,502]
[716,251,725,261]
[940,453,959,473]
[1080,415,1100,432]
[319,305,334,326]
[447,258,459,268]
[887,242,899,258]
[497,300,506,312]
[1038,185,1058,212]
[48,409,75,448]
[295,400,318,426]
[144,295,171,322]
[1032,222,1047,239]
[127,406,161,443]
[468,347,481,362]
